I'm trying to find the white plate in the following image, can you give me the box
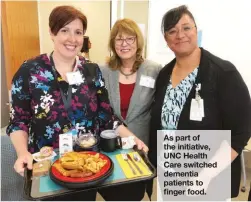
[32,151,57,162]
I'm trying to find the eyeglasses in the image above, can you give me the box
[115,37,136,45]
[166,25,196,37]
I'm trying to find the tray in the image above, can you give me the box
[23,148,156,201]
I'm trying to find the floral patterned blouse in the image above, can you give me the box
[6,54,121,153]
[161,67,198,129]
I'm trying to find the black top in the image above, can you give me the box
[148,48,251,197]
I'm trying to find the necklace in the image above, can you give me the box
[119,69,134,79]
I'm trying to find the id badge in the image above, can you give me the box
[59,133,73,156]
[190,99,203,121]
[139,75,155,88]
[200,99,205,117]
[66,71,84,85]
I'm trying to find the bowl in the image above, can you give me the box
[74,134,100,152]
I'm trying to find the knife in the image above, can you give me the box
[126,154,143,175]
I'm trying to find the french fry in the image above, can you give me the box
[54,152,107,178]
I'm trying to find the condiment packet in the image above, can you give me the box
[32,151,57,162]
[121,136,136,149]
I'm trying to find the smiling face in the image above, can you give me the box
[114,32,137,62]
[164,14,198,57]
[50,18,84,60]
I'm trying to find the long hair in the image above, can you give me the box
[107,18,144,72]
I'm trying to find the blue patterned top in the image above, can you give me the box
[161,67,198,129]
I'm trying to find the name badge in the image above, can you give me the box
[59,133,73,156]
[66,71,84,85]
[139,75,155,88]
[190,98,204,121]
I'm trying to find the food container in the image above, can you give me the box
[73,133,100,152]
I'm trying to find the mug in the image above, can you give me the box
[100,130,122,152]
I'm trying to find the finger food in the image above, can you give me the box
[53,152,107,178]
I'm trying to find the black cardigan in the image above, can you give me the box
[148,48,251,197]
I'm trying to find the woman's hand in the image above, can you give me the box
[116,125,149,153]
[14,151,33,176]
[10,131,32,176]
[134,137,149,153]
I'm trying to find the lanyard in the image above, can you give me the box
[50,53,72,114]
[195,83,201,107]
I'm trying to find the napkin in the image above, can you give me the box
[116,152,152,178]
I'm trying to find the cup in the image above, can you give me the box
[100,130,122,152]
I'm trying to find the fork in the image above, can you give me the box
[122,153,136,175]
[133,153,151,172]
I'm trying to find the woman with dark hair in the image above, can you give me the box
[148,5,251,200]
[6,5,147,201]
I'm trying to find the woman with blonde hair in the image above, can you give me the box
[99,18,161,201]
[101,18,161,146]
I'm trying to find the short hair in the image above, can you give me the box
[49,5,87,35]
[108,18,144,72]
[161,5,196,34]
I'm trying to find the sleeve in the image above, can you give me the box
[218,62,251,154]
[6,62,32,136]
[94,65,123,131]
[98,64,108,85]
[157,64,163,73]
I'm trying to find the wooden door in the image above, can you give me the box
[1,30,9,127]
[1,1,40,89]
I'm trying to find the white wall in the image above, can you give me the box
[124,1,149,57]
[147,0,251,93]
[115,0,149,57]
[38,1,111,64]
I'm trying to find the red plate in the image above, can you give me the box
[50,151,111,183]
